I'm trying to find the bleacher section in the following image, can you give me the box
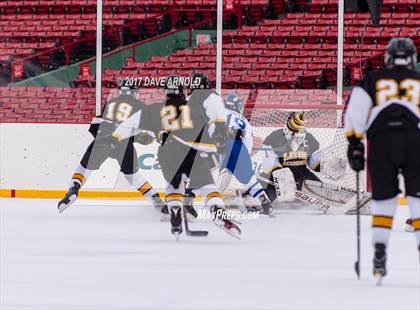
[0,86,349,123]
[0,0,283,82]
[0,0,419,123]
[100,11,420,89]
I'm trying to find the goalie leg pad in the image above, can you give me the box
[272,168,297,202]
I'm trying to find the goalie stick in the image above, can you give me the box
[303,180,372,215]
[182,206,209,237]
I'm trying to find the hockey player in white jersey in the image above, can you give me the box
[345,37,420,284]
[219,94,273,215]
[58,85,165,213]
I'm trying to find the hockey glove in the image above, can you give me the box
[347,137,364,172]
[213,122,227,154]
[157,131,170,145]
[227,128,243,140]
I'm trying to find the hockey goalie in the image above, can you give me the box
[258,112,371,214]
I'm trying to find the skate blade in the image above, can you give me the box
[405,225,414,233]
[57,195,76,213]
[263,211,275,218]
[214,223,241,239]
[374,273,383,286]
[172,231,181,241]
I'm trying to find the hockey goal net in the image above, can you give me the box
[220,103,369,195]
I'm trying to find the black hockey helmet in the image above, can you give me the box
[191,72,211,90]
[118,81,138,96]
[286,112,306,133]
[164,75,184,97]
[385,37,417,69]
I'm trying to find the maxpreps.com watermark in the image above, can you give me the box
[197,209,260,221]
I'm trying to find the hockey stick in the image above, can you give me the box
[182,206,208,237]
[354,170,361,279]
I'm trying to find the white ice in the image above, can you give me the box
[1,198,419,310]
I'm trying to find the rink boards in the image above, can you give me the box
[0,123,406,204]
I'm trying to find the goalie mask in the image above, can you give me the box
[285,112,306,151]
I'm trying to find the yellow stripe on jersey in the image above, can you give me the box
[310,161,321,171]
[411,218,420,230]
[344,130,364,139]
[372,216,393,229]
[72,173,86,185]
[209,118,226,123]
[112,132,122,142]
[138,182,152,195]
[205,192,223,204]
[166,193,184,202]
[172,135,217,152]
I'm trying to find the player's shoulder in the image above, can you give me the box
[264,129,286,145]
[116,94,145,106]
[227,109,240,117]
[360,67,420,87]
[305,132,319,144]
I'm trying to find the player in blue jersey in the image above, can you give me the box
[220,94,273,215]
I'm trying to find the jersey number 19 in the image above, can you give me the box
[104,102,133,122]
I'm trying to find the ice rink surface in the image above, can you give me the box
[1,198,419,310]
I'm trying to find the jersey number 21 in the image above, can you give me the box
[161,105,194,131]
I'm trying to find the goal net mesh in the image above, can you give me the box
[220,104,368,194]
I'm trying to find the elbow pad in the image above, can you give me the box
[88,123,100,137]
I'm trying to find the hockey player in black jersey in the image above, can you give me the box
[345,37,420,284]
[58,85,164,212]
[113,74,241,239]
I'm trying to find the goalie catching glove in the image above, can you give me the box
[320,156,347,180]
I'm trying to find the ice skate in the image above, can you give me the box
[373,243,387,286]
[57,183,81,213]
[160,205,170,222]
[211,206,241,239]
[170,206,183,240]
[151,193,165,209]
[161,203,196,223]
[259,193,274,216]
